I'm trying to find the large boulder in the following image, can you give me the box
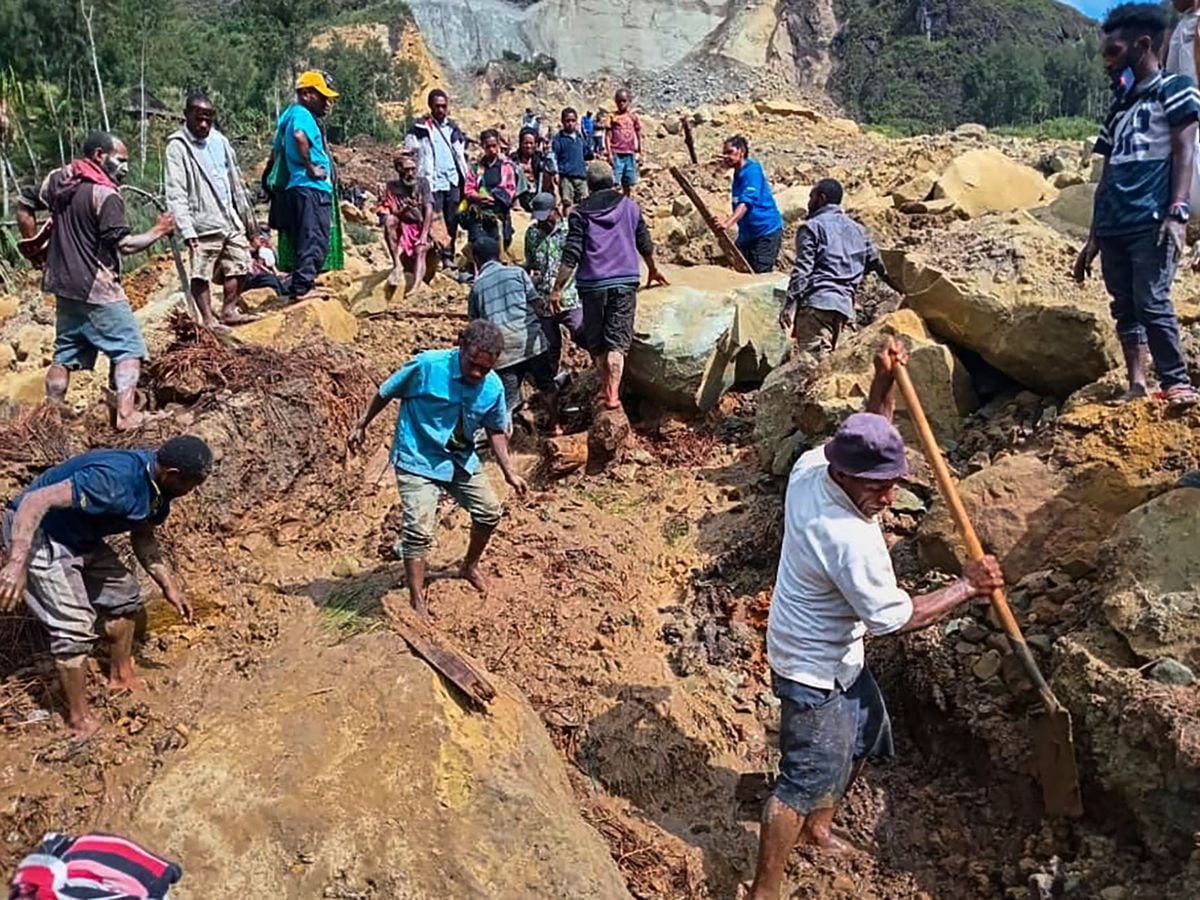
[773,183,810,224]
[755,309,977,473]
[1033,183,1096,241]
[882,247,1117,396]
[131,620,630,898]
[932,148,1056,217]
[916,453,1113,582]
[626,265,789,411]
[234,298,358,349]
[1099,488,1200,668]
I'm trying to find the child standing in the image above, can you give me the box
[606,89,642,197]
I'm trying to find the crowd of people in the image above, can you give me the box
[4,7,1200,894]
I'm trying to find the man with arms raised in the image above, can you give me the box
[746,339,1004,899]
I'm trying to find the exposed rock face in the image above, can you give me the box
[626,266,788,411]
[1099,489,1200,668]
[131,622,630,899]
[882,246,1117,396]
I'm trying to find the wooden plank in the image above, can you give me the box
[680,117,698,165]
[668,166,753,274]
[382,593,497,711]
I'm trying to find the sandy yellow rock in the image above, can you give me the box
[233,298,358,349]
[933,148,1056,217]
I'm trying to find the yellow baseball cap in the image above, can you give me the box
[296,70,339,98]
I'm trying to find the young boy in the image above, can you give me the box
[606,89,642,197]
[552,108,591,211]
[1074,2,1200,407]
[244,230,291,297]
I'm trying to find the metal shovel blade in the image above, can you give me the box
[1033,706,1083,817]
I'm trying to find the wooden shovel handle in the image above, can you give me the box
[891,364,1025,641]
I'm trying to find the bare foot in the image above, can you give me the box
[220,310,260,326]
[115,410,168,432]
[407,281,429,297]
[292,289,331,302]
[460,563,492,596]
[107,669,144,694]
[798,829,859,856]
[67,714,102,740]
[387,267,406,288]
[549,424,564,437]
[411,600,433,624]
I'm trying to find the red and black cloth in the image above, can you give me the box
[9,832,182,899]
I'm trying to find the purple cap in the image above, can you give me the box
[824,413,908,480]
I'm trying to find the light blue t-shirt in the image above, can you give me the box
[275,103,333,194]
[380,348,508,481]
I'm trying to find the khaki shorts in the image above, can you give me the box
[560,176,588,206]
[189,231,252,283]
[395,468,502,559]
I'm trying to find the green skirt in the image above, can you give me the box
[277,192,345,273]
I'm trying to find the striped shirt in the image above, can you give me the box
[466,260,547,368]
[1093,71,1200,237]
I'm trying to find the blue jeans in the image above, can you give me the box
[1098,228,1190,390]
[771,667,894,814]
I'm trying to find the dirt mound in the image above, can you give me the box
[128,617,629,899]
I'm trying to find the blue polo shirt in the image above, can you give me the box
[380,349,509,481]
[276,103,333,194]
[9,449,170,552]
[731,158,783,242]
[552,131,589,179]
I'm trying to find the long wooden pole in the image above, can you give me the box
[668,166,752,274]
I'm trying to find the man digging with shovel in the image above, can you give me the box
[745,337,1004,899]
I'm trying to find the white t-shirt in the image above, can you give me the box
[257,247,276,269]
[766,446,914,690]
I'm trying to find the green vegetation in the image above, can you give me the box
[0,0,415,210]
[994,116,1098,141]
[319,582,383,638]
[832,0,1109,133]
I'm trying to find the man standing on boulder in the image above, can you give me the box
[719,135,784,273]
[271,70,338,302]
[347,321,528,620]
[405,89,470,270]
[745,339,1004,899]
[0,436,213,738]
[15,132,175,431]
[165,90,259,329]
[780,178,901,364]
[1074,3,1200,407]
[550,160,668,410]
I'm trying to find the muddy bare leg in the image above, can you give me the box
[220,275,254,324]
[191,278,219,328]
[104,615,141,691]
[603,350,624,409]
[45,364,70,404]
[404,556,430,619]
[747,796,805,900]
[56,654,101,738]
[112,358,143,431]
[460,524,495,595]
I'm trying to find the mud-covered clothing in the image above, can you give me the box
[767,446,912,691]
[394,468,501,559]
[2,509,142,657]
[8,449,169,553]
[561,189,652,289]
[379,348,508,481]
[27,162,130,305]
[786,203,884,321]
[1093,72,1200,237]
[772,666,895,814]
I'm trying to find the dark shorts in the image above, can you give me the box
[737,229,783,274]
[54,298,148,371]
[771,667,894,814]
[579,283,637,355]
[497,351,557,413]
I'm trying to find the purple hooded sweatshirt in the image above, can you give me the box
[561,188,654,289]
